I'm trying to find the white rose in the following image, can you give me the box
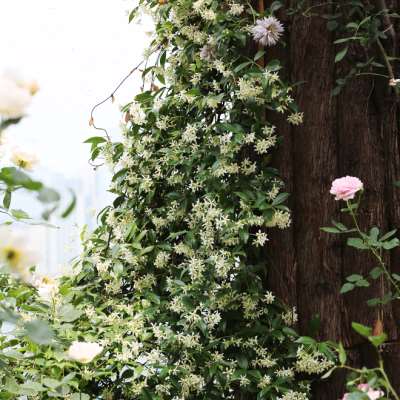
[35,276,59,302]
[0,227,39,282]
[67,341,103,363]
[0,76,32,119]
[10,148,38,171]
[2,69,39,95]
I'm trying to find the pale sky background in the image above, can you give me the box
[0,0,152,274]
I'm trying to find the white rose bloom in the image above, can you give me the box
[0,76,32,119]
[10,148,38,171]
[2,69,39,95]
[0,227,39,282]
[68,341,103,363]
[35,276,59,301]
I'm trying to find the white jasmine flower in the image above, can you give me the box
[0,227,39,282]
[264,70,280,83]
[10,148,38,171]
[129,101,146,125]
[35,276,59,301]
[182,124,197,143]
[201,9,216,21]
[276,367,294,379]
[268,210,291,229]
[179,373,205,397]
[68,341,103,363]
[282,307,298,326]
[278,391,308,400]
[236,77,263,101]
[264,291,275,304]
[239,375,250,387]
[258,375,272,389]
[193,0,206,11]
[229,3,244,15]
[295,346,334,374]
[254,230,269,247]
[252,16,284,47]
[287,112,304,125]
[255,137,277,154]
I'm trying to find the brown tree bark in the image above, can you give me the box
[265,1,400,398]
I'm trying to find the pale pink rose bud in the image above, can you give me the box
[341,384,384,400]
[358,384,384,400]
[330,176,363,201]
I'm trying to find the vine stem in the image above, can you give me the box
[346,201,400,298]
[379,358,400,400]
[340,362,399,399]
[376,38,399,97]
[89,60,145,140]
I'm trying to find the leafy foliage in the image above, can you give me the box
[0,1,332,399]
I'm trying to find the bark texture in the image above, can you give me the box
[265,1,400,398]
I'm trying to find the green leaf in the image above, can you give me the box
[236,354,248,369]
[382,238,399,250]
[254,50,265,61]
[61,190,77,218]
[352,322,372,338]
[346,274,363,282]
[141,388,153,400]
[0,167,42,191]
[3,190,11,209]
[24,320,54,345]
[367,297,382,307]
[19,381,46,395]
[332,220,348,231]
[369,332,387,347]
[347,237,368,250]
[380,229,397,241]
[392,273,400,281]
[370,267,383,279]
[321,367,336,379]
[321,227,342,234]
[42,378,61,389]
[369,227,379,240]
[10,209,30,220]
[335,47,348,63]
[355,279,370,288]
[271,192,289,206]
[338,342,346,365]
[340,282,354,294]
[234,61,252,73]
[37,187,60,203]
[70,394,90,400]
[84,136,107,144]
[58,304,83,323]
[296,336,316,345]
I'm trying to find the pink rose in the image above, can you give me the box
[330,176,363,201]
[341,384,384,400]
[358,384,384,400]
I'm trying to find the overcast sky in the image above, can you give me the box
[0,0,150,175]
[0,0,152,274]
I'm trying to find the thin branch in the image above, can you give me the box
[89,60,145,140]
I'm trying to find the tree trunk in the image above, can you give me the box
[266,1,400,398]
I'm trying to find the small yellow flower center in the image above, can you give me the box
[17,159,28,169]
[2,246,22,268]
